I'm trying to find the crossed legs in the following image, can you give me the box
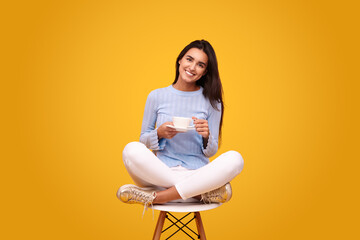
[122,142,244,204]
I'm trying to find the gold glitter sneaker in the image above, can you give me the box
[200,183,232,204]
[117,184,157,207]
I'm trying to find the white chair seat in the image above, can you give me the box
[151,202,221,213]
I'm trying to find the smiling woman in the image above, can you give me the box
[175,48,208,90]
[116,40,244,209]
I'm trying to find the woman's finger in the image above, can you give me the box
[195,120,208,125]
[196,128,208,132]
[196,123,208,129]
[196,122,208,127]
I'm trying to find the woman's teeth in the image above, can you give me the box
[185,70,195,76]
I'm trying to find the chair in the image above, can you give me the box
[151,202,221,240]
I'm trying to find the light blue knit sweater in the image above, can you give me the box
[140,85,221,170]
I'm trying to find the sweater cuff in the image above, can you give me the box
[148,128,166,151]
[202,133,217,157]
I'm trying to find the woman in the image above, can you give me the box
[117,40,244,208]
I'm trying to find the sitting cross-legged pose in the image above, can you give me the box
[117,40,244,209]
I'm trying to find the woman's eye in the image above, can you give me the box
[199,64,204,68]
[186,58,192,61]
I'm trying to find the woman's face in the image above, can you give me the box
[177,48,208,85]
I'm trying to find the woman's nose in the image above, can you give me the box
[189,62,196,70]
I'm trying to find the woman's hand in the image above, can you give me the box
[192,117,210,139]
[157,122,178,139]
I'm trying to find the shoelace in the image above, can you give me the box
[201,187,225,204]
[130,188,155,205]
[129,188,156,218]
[142,192,156,218]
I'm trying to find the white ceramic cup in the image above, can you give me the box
[172,117,193,128]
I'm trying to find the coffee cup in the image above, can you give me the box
[172,117,193,129]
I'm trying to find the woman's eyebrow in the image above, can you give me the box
[186,55,207,66]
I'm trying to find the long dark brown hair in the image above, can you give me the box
[173,40,224,143]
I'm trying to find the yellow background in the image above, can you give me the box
[1,0,359,239]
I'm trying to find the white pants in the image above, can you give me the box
[122,142,244,200]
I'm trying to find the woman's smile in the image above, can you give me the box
[185,70,195,76]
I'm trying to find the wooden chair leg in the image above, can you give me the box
[195,212,207,240]
[153,211,166,240]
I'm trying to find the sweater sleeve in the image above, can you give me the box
[139,91,166,150]
[202,102,222,158]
